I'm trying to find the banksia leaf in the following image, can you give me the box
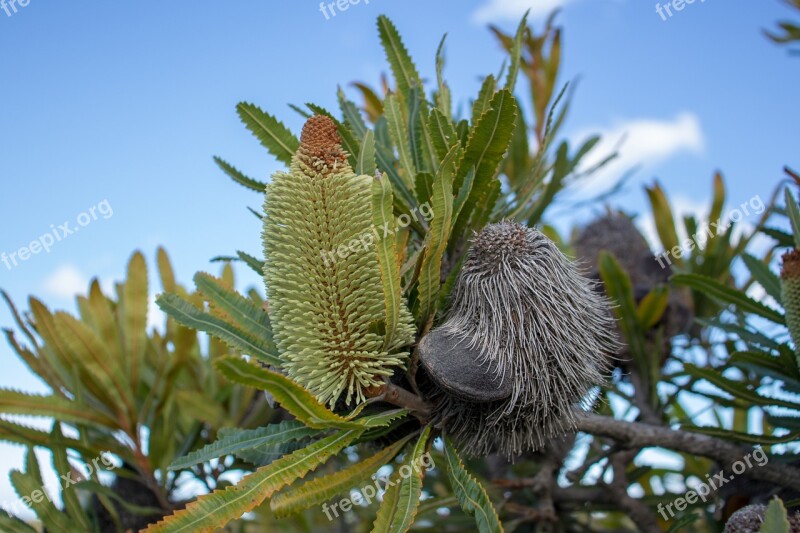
[781,249,800,369]
[443,436,503,533]
[144,429,363,533]
[263,115,414,407]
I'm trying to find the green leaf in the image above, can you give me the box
[357,129,378,177]
[686,425,799,445]
[505,11,529,90]
[471,76,496,126]
[0,389,117,429]
[672,274,785,325]
[684,364,800,411]
[762,497,791,533]
[742,253,782,302]
[646,182,682,265]
[385,93,417,191]
[144,429,363,533]
[193,272,276,354]
[50,424,93,530]
[0,509,36,533]
[169,420,317,470]
[338,87,369,140]
[371,175,415,352]
[377,15,422,98]
[213,156,266,193]
[372,425,432,533]
[427,108,458,161]
[434,35,452,119]
[452,89,518,236]
[443,436,503,533]
[123,251,148,389]
[214,357,363,429]
[10,449,72,532]
[636,285,670,329]
[271,434,412,517]
[417,145,457,323]
[237,103,299,166]
[157,294,281,367]
[785,189,800,249]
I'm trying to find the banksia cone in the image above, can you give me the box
[263,115,415,407]
[723,503,800,532]
[782,250,800,367]
[572,212,694,355]
[418,221,617,457]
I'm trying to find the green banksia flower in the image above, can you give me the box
[781,249,800,367]
[418,221,618,457]
[263,115,415,407]
[572,212,694,351]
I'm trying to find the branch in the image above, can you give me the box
[576,413,800,491]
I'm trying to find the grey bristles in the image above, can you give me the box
[426,221,619,458]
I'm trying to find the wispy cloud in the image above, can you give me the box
[472,0,574,24]
[574,112,705,197]
[41,265,88,299]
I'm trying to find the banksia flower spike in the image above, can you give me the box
[263,115,415,408]
[781,249,800,368]
[418,221,618,457]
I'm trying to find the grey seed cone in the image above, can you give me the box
[572,212,694,349]
[419,221,618,457]
[724,503,800,532]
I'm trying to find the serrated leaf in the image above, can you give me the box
[672,273,785,325]
[371,175,414,351]
[372,425,432,533]
[684,364,800,411]
[646,182,682,265]
[0,389,117,428]
[358,129,378,177]
[237,103,299,165]
[417,145,457,323]
[377,16,422,98]
[0,508,36,533]
[123,251,148,389]
[193,273,275,354]
[742,253,782,302]
[385,94,417,191]
[271,433,412,518]
[144,429,363,533]
[214,357,363,429]
[443,436,503,533]
[505,12,529,90]
[169,420,317,470]
[338,87,369,139]
[471,76,496,126]
[785,189,800,249]
[50,424,92,530]
[428,108,458,161]
[157,294,281,367]
[10,449,72,532]
[213,156,266,193]
[452,89,518,237]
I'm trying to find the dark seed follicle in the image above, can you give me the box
[418,328,513,403]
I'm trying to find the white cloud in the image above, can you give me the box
[575,112,705,197]
[472,0,574,23]
[41,265,88,299]
[639,194,708,252]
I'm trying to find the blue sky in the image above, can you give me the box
[0,0,798,515]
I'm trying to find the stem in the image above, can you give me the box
[369,382,431,417]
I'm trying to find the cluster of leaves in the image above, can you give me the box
[0,251,275,531]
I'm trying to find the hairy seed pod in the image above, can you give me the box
[418,221,618,457]
[724,503,800,532]
[263,115,415,407]
[781,249,800,367]
[572,212,694,358]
